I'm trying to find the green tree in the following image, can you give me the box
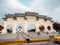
[53,22,60,34]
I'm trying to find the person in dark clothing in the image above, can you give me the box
[26,35,30,43]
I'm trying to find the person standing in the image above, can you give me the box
[26,35,30,43]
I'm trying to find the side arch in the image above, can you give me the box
[6,25,13,33]
[27,23,36,32]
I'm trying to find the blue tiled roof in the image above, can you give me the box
[8,14,14,16]
[6,14,14,17]
[38,15,52,19]
[25,12,38,14]
[4,12,52,20]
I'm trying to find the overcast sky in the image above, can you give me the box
[0,0,60,25]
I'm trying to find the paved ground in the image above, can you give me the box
[8,41,60,45]
[23,42,60,45]
[0,32,49,39]
[0,32,59,42]
[0,32,60,45]
[0,32,49,42]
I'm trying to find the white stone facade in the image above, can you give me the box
[2,12,56,34]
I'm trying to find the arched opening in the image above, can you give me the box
[7,25,13,33]
[39,25,45,32]
[27,24,36,32]
[16,24,24,32]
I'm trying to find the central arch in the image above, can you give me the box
[27,23,36,32]
[16,24,24,32]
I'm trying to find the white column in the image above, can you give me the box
[36,26,40,32]
[23,23,28,34]
[13,25,16,33]
[35,22,40,32]
[24,26,28,34]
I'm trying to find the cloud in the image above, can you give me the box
[0,0,29,15]
[6,0,29,11]
[29,0,60,22]
[0,0,60,22]
[48,7,60,22]
[0,0,30,24]
[29,0,49,15]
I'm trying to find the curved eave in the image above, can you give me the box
[26,14,37,16]
[5,14,15,18]
[25,12,38,16]
[38,15,52,20]
[2,18,7,21]
[25,12,38,14]
[48,19,53,22]
[15,15,25,17]
[15,13,25,17]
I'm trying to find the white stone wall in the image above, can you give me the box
[3,16,56,34]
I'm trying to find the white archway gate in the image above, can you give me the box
[2,12,56,34]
